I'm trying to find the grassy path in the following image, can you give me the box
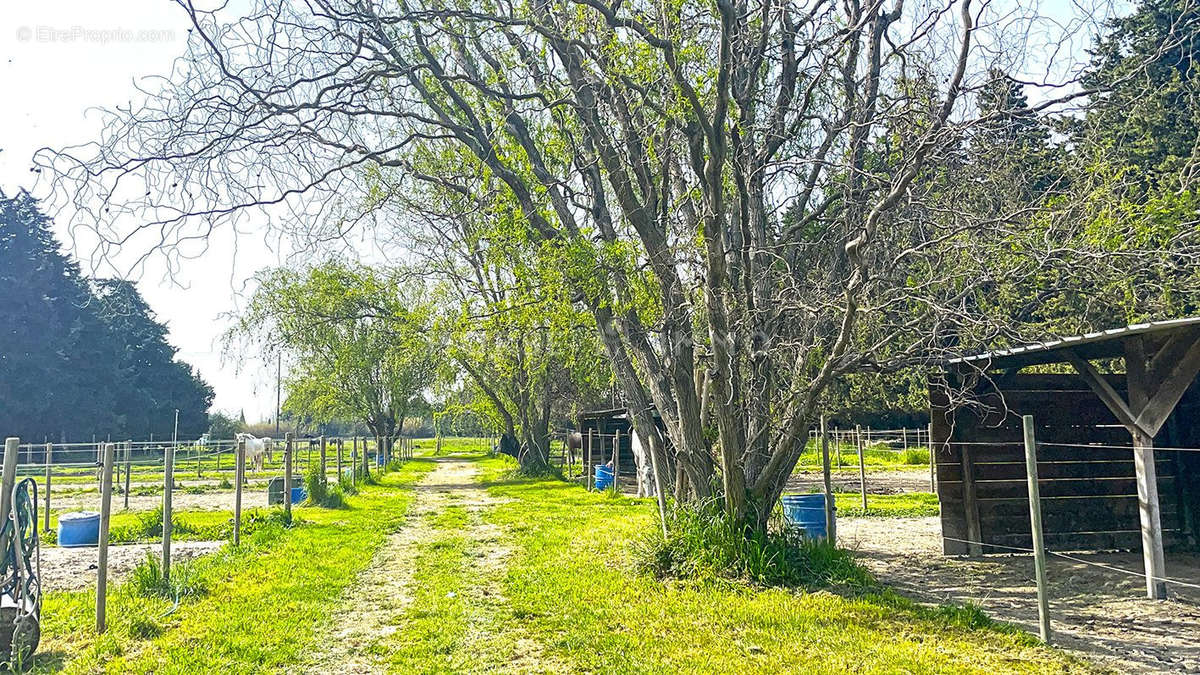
[32,451,1095,673]
[318,452,1094,674]
[300,456,518,672]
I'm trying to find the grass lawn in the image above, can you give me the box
[369,453,1090,673]
[30,458,435,673]
[832,491,940,518]
[29,448,1090,673]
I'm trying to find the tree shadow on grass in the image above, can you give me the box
[9,648,69,673]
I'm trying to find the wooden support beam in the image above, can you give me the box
[1147,328,1200,385]
[1064,350,1143,434]
[1126,336,1170,600]
[1135,333,1200,436]
[961,443,982,557]
[1133,430,1168,599]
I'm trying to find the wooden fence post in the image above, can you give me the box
[928,422,936,492]
[43,442,52,532]
[283,433,293,520]
[351,437,359,483]
[123,441,132,510]
[612,430,621,493]
[855,425,867,511]
[97,442,115,633]
[1023,415,1052,643]
[234,438,245,546]
[586,429,593,491]
[320,436,327,481]
[163,439,175,583]
[1,438,20,544]
[820,416,836,542]
[336,439,343,484]
[834,426,842,468]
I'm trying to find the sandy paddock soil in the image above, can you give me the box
[47,483,282,515]
[36,540,224,592]
[840,516,1200,673]
[786,468,932,495]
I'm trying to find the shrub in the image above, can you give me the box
[900,448,930,465]
[321,484,348,509]
[303,462,328,506]
[302,463,348,508]
[218,477,233,490]
[632,500,872,588]
[338,474,359,495]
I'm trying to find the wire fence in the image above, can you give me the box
[546,418,1199,661]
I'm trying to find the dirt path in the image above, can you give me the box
[301,456,523,674]
[841,516,1200,673]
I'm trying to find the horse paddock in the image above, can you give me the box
[840,514,1200,673]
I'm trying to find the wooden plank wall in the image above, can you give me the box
[931,373,1195,555]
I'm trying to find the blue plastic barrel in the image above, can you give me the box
[780,494,828,540]
[291,486,307,503]
[58,511,101,547]
[593,465,614,490]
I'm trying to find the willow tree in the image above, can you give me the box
[405,159,610,472]
[41,0,1134,530]
[233,262,437,460]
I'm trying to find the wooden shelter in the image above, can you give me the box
[932,318,1200,599]
[577,408,636,481]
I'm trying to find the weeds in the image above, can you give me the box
[632,499,872,588]
[302,463,349,508]
[128,553,207,602]
[110,505,199,542]
[321,485,348,509]
[303,462,328,505]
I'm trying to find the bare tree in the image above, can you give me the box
[38,0,1168,530]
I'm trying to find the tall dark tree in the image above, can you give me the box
[0,191,122,440]
[1081,0,1200,184]
[974,70,1059,201]
[0,191,212,441]
[94,279,214,438]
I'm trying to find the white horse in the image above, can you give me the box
[234,433,274,472]
[629,428,657,498]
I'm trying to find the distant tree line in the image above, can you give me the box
[0,191,213,441]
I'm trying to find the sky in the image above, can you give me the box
[0,1,285,422]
